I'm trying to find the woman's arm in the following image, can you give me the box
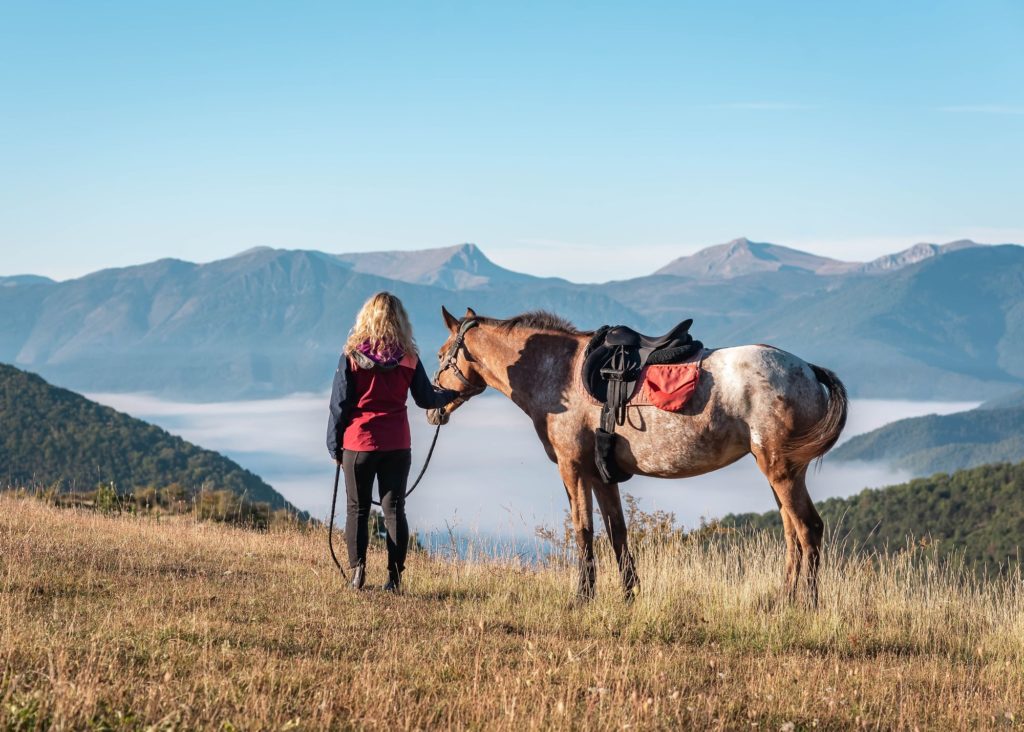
[326,354,350,460]
[410,359,459,409]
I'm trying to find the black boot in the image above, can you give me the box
[349,564,366,590]
[382,567,401,593]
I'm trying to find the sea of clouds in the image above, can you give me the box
[88,391,978,542]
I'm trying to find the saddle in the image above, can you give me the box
[582,318,702,483]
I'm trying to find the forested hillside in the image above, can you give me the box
[723,461,1024,571]
[0,363,299,513]
[831,405,1024,474]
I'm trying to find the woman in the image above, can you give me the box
[326,292,458,592]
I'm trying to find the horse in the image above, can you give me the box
[428,307,848,606]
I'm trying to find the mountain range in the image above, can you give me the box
[654,237,981,279]
[1,237,1021,400]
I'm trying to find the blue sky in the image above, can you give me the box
[2,1,1022,281]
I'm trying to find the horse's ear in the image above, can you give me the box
[441,306,459,332]
[464,307,477,319]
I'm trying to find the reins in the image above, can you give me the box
[327,318,484,579]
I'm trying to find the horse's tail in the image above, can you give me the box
[784,364,849,466]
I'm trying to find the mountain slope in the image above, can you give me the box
[723,461,1024,570]
[979,389,1024,410]
[596,267,834,337]
[717,245,1024,398]
[0,363,299,512]
[831,405,1024,475]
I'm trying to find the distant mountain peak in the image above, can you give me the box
[653,237,1002,280]
[857,240,985,274]
[332,242,532,290]
[655,237,844,280]
[235,246,276,256]
[0,274,56,288]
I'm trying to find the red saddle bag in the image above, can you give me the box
[637,362,700,412]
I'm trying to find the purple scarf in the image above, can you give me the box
[355,340,404,367]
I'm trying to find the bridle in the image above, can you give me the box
[433,317,487,408]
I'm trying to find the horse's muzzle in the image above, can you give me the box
[426,408,450,426]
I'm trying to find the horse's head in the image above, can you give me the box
[426,306,487,425]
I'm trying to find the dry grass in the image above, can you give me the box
[2,494,1024,731]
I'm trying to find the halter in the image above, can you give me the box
[434,318,486,405]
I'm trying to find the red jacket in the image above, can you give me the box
[326,349,457,456]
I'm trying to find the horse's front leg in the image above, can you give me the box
[593,481,639,601]
[559,462,596,602]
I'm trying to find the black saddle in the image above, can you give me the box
[583,318,702,483]
[583,319,698,404]
[600,319,695,350]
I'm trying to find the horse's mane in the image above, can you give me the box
[483,310,592,336]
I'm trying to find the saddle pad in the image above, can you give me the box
[635,362,700,412]
[577,355,702,412]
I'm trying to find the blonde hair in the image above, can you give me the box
[345,292,417,356]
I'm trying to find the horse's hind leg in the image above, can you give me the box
[558,462,596,602]
[755,453,823,606]
[593,482,639,601]
[779,506,802,603]
[790,473,824,607]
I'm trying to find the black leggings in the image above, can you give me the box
[343,449,412,572]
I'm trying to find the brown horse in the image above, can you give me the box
[428,307,848,605]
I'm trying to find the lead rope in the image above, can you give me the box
[327,463,347,579]
[327,421,443,578]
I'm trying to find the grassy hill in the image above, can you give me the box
[831,405,1024,475]
[3,495,1023,729]
[0,363,300,515]
[724,461,1024,570]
